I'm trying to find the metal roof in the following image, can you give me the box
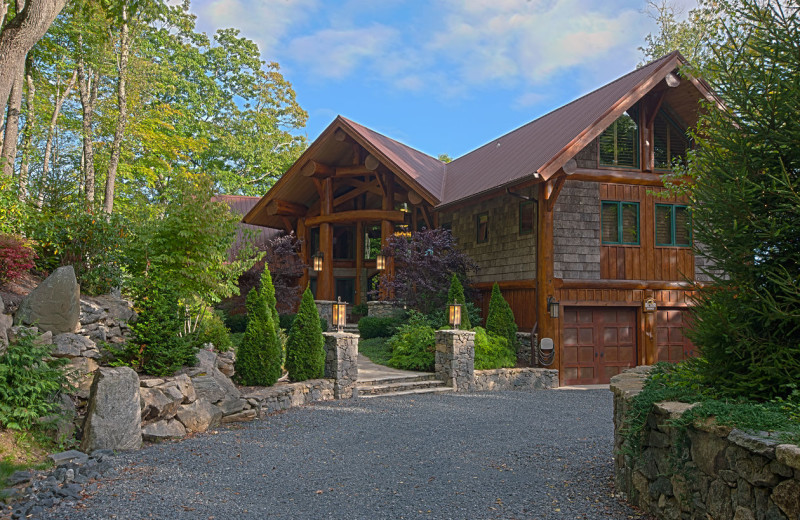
[214,195,282,259]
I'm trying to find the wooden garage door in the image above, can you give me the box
[563,307,637,385]
[656,309,696,363]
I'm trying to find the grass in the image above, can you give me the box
[0,430,54,496]
[358,337,392,366]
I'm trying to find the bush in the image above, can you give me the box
[0,330,70,430]
[285,287,325,382]
[224,312,248,334]
[235,271,282,386]
[427,302,483,330]
[446,274,472,330]
[190,310,233,352]
[486,283,518,351]
[474,327,516,370]
[387,314,436,371]
[358,316,402,339]
[279,313,328,333]
[0,234,36,286]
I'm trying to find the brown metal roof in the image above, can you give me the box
[440,52,682,205]
[214,195,282,259]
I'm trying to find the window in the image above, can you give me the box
[476,212,489,244]
[655,204,691,247]
[599,109,640,168]
[654,112,690,170]
[333,225,355,260]
[601,201,640,245]
[519,201,535,235]
[364,224,381,260]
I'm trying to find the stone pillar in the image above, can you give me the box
[435,330,475,392]
[315,300,335,331]
[323,332,359,399]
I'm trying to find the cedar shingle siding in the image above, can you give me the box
[553,181,601,280]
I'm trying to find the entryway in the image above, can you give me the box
[356,355,450,397]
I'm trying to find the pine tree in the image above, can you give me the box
[446,273,472,330]
[285,286,325,382]
[235,286,281,386]
[486,283,517,351]
[261,264,280,332]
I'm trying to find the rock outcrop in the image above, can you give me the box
[81,367,142,452]
[16,266,80,334]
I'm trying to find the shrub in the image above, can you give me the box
[285,287,325,382]
[235,271,282,386]
[486,283,518,351]
[190,310,233,352]
[446,274,472,329]
[474,327,516,370]
[426,302,483,330]
[129,279,196,377]
[358,316,402,339]
[224,312,248,333]
[0,330,70,430]
[279,313,328,333]
[358,337,392,366]
[260,264,280,333]
[0,234,36,286]
[387,314,436,371]
[352,303,368,317]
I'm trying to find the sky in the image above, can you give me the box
[189,0,697,160]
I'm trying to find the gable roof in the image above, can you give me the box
[214,195,282,258]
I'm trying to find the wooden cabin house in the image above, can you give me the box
[243,52,721,385]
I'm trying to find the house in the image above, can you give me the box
[242,52,720,385]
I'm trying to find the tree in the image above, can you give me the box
[235,278,281,387]
[486,283,518,352]
[686,0,800,400]
[260,263,280,336]
[285,286,325,382]
[446,273,471,330]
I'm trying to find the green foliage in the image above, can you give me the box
[0,177,26,236]
[387,313,436,372]
[486,283,518,351]
[224,312,248,334]
[681,1,800,401]
[279,313,327,333]
[128,279,196,377]
[0,234,36,286]
[426,302,483,331]
[351,303,368,316]
[358,337,392,366]
[235,285,282,386]
[285,287,325,382]
[473,327,516,370]
[446,273,472,330]
[260,265,280,333]
[189,310,233,353]
[357,316,402,339]
[0,331,70,430]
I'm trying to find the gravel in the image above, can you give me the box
[43,389,651,520]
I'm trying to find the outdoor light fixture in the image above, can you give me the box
[547,296,560,319]
[448,300,462,330]
[312,251,324,272]
[376,253,386,270]
[332,297,347,333]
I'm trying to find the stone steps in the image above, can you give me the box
[359,386,453,398]
[357,376,451,397]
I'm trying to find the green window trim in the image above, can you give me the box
[476,212,489,244]
[655,204,692,247]
[601,201,640,245]
[519,200,535,236]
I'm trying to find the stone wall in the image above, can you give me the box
[366,301,404,319]
[438,187,537,284]
[473,368,558,391]
[611,368,800,520]
[553,180,601,280]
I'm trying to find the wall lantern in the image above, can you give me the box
[332,297,347,333]
[448,300,462,330]
[547,296,560,319]
[376,253,386,270]
[312,251,324,272]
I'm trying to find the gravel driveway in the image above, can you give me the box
[48,389,650,520]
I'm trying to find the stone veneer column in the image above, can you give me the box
[435,330,475,392]
[323,332,359,399]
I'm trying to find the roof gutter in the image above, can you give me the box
[435,172,543,211]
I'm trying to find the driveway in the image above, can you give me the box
[49,389,650,519]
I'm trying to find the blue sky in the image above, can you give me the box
[190,0,696,159]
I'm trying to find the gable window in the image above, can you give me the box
[655,204,691,247]
[654,112,690,170]
[599,108,640,169]
[476,212,489,244]
[601,201,639,245]
[519,201,535,236]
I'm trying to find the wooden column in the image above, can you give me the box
[643,290,657,365]
[317,177,335,301]
[297,217,309,295]
[355,220,364,304]
[536,180,560,383]
[380,172,395,298]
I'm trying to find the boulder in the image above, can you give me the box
[221,409,256,423]
[771,480,800,520]
[16,266,81,334]
[81,367,142,452]
[216,398,245,416]
[176,400,222,433]
[217,350,236,377]
[0,311,12,353]
[67,357,100,399]
[142,419,186,441]
[52,333,95,358]
[170,373,196,404]
[190,350,240,403]
[140,387,180,423]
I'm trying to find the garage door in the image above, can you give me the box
[562,307,637,385]
[656,309,696,363]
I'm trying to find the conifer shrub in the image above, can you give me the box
[285,287,325,382]
[486,283,518,351]
[260,264,280,333]
[235,274,282,386]
[357,316,402,339]
[473,327,516,370]
[446,273,472,330]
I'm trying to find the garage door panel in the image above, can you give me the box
[578,328,594,344]
[656,309,696,363]
[564,328,578,346]
[577,346,594,364]
[563,307,637,385]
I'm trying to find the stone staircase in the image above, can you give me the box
[357,374,452,398]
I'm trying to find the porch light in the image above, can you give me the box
[332,297,347,333]
[448,300,462,330]
[312,251,324,272]
[547,296,560,319]
[376,253,386,270]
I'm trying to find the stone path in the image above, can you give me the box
[357,353,431,382]
[47,389,652,520]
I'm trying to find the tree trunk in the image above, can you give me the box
[104,4,129,215]
[0,0,66,121]
[1,70,22,177]
[36,68,75,207]
[17,53,33,199]
[77,39,98,204]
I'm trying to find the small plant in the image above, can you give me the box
[190,310,233,352]
[0,330,70,430]
[387,313,436,371]
[446,273,472,330]
[285,287,325,382]
[236,269,282,386]
[474,327,515,370]
[486,283,518,351]
[351,303,368,317]
[279,313,327,333]
[358,316,402,339]
[0,234,36,286]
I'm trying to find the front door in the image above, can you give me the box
[562,307,637,385]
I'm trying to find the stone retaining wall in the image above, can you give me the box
[611,367,800,520]
[473,368,558,391]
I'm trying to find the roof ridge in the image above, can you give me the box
[339,116,444,163]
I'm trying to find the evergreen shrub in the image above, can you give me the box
[357,316,402,339]
[473,327,515,370]
[191,310,233,352]
[387,313,436,372]
[486,283,518,351]
[285,287,325,382]
[235,271,282,386]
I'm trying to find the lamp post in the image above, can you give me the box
[332,297,347,333]
[448,300,462,330]
[312,251,324,272]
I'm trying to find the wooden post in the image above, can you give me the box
[297,218,309,296]
[355,220,364,304]
[317,177,335,301]
[643,291,657,365]
[380,172,395,299]
[536,181,560,383]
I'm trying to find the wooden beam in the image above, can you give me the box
[364,154,380,171]
[545,175,567,212]
[266,199,308,217]
[569,169,677,186]
[332,182,381,209]
[305,210,405,227]
[646,89,668,129]
[408,191,423,205]
[555,279,697,290]
[311,178,324,199]
[355,221,364,304]
[301,161,334,178]
[280,216,294,232]
[297,218,309,297]
[334,166,377,177]
[420,206,432,230]
[472,280,536,291]
[536,181,559,380]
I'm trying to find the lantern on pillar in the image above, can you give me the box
[448,300,462,330]
[312,251,324,272]
[376,253,386,270]
[332,297,347,333]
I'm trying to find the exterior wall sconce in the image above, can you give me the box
[332,296,347,333]
[547,296,560,319]
[376,253,386,270]
[448,301,462,330]
[312,251,324,272]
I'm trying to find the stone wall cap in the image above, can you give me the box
[322,332,359,339]
[654,401,698,417]
[727,429,781,458]
[776,444,800,470]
